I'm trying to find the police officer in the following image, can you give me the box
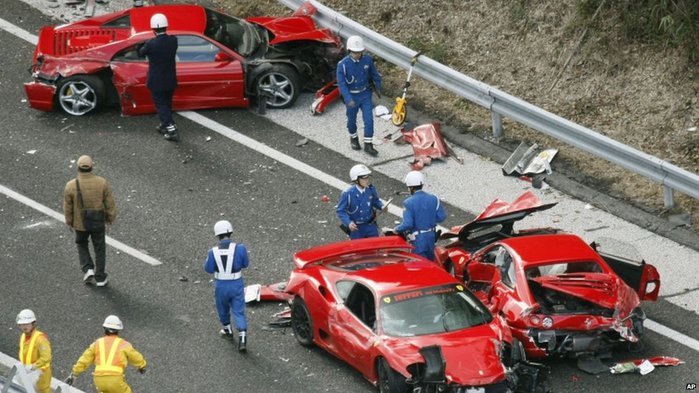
[139,13,179,142]
[203,220,249,352]
[393,171,447,260]
[337,35,382,156]
[336,164,387,239]
[65,315,147,393]
[16,309,52,393]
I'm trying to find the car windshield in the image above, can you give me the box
[204,9,262,56]
[379,284,492,337]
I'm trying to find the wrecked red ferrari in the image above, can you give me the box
[434,192,661,359]
[24,3,342,116]
[286,236,549,393]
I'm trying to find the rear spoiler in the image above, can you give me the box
[293,236,412,269]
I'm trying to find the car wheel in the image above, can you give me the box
[56,75,106,116]
[377,358,408,393]
[255,64,300,109]
[291,297,314,347]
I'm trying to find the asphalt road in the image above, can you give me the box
[1,1,698,392]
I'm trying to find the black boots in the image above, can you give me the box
[364,142,378,157]
[350,136,361,150]
[238,331,247,353]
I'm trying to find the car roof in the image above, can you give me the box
[347,261,461,297]
[499,233,602,266]
[293,236,414,269]
[129,5,207,34]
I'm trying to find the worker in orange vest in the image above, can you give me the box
[16,309,52,393]
[65,315,147,393]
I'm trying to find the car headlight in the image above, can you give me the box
[541,317,553,329]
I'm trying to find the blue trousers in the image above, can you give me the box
[412,232,437,261]
[150,89,175,126]
[214,280,247,331]
[345,90,374,139]
[349,222,379,239]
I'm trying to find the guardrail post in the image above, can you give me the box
[663,186,675,208]
[491,111,503,138]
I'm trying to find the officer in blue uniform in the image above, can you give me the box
[203,220,249,352]
[337,35,382,157]
[337,164,387,239]
[393,171,447,261]
[139,13,179,142]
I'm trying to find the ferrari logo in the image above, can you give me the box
[456,284,463,291]
[383,297,391,304]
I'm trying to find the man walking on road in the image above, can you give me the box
[139,13,179,142]
[65,315,147,393]
[203,220,249,353]
[63,155,116,287]
[337,35,382,156]
[336,164,387,239]
[392,171,446,261]
[16,309,52,393]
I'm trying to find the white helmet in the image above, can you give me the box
[349,164,372,181]
[404,171,425,187]
[214,220,233,236]
[103,315,123,330]
[346,35,365,52]
[150,13,168,29]
[16,309,36,324]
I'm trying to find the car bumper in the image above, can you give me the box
[24,81,55,112]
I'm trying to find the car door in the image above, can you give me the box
[110,34,246,115]
[329,281,377,377]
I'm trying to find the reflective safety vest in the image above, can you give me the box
[95,337,124,374]
[19,330,49,370]
[213,245,242,280]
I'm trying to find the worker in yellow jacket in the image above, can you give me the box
[65,315,147,393]
[16,309,52,393]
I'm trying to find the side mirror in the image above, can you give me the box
[214,51,232,62]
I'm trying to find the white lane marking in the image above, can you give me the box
[3,16,698,353]
[0,17,37,45]
[646,318,699,352]
[0,184,162,266]
[180,111,406,220]
[0,351,86,392]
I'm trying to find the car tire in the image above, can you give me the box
[56,75,106,116]
[291,297,314,347]
[377,358,408,393]
[255,64,300,109]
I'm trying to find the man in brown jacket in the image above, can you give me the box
[63,155,117,286]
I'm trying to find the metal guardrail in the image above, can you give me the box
[281,0,699,208]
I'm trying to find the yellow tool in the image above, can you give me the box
[391,52,421,127]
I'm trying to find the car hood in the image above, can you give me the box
[533,272,639,311]
[383,325,506,386]
[441,191,557,240]
[246,16,340,46]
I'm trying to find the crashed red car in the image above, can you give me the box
[434,192,661,359]
[286,236,549,393]
[24,3,342,116]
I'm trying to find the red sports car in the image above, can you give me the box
[434,192,661,359]
[24,3,342,116]
[285,236,549,393]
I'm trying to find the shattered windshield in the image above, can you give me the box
[204,9,262,56]
[379,284,491,337]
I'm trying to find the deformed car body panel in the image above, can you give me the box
[284,237,538,391]
[24,3,342,116]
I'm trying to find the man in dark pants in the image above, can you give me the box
[139,13,179,142]
[63,155,117,287]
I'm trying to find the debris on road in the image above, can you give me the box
[502,141,557,177]
[295,137,308,147]
[395,122,464,170]
[610,356,684,375]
